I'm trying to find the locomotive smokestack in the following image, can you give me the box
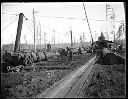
[14,13,24,52]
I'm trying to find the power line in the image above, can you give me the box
[1,13,18,15]
[22,15,34,33]
[41,15,85,20]
[2,12,122,22]
[24,20,34,34]
[2,15,18,23]
[40,20,71,37]
[41,15,123,22]
[23,18,33,28]
[41,23,69,37]
[2,16,18,31]
[2,10,38,16]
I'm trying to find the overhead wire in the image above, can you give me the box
[40,15,122,22]
[39,19,74,37]
[24,19,34,34]
[2,15,18,31]
[28,19,34,26]
[2,3,123,22]
[38,20,68,35]
[41,16,83,20]
[1,12,122,22]
[2,15,18,23]
[31,8,124,23]
[1,13,19,15]
[23,17,34,28]
[41,23,70,37]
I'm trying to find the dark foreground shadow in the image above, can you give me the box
[96,53,125,65]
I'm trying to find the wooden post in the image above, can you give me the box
[53,29,55,48]
[33,8,36,52]
[83,3,93,44]
[14,13,24,52]
[106,3,109,40]
[70,28,73,47]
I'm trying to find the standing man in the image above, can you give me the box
[47,43,51,52]
[68,48,73,62]
[108,44,112,50]
[78,47,82,54]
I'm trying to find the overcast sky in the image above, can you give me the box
[1,2,125,45]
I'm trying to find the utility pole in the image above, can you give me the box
[14,13,24,52]
[33,8,36,52]
[83,32,85,42]
[11,34,13,51]
[83,3,93,44]
[44,32,46,49]
[106,3,109,40]
[123,2,126,43]
[58,32,60,44]
[106,4,115,41]
[74,36,75,45]
[123,2,126,16]
[111,8,115,43]
[24,34,27,49]
[36,24,39,46]
[39,21,41,49]
[53,29,55,48]
[70,28,73,47]
[94,31,97,41]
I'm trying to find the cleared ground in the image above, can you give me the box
[1,52,125,98]
[1,53,93,98]
[78,64,126,98]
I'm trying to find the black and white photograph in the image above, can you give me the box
[1,2,126,98]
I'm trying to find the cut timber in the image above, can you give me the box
[36,54,97,98]
[64,62,95,98]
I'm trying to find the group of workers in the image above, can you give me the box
[59,46,82,62]
[90,32,124,65]
[92,40,123,53]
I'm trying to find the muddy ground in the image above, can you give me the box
[78,64,126,98]
[1,53,93,98]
